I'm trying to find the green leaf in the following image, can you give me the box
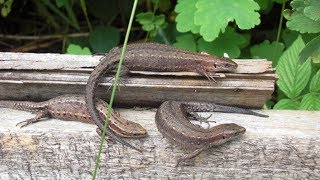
[299,93,320,110]
[254,0,272,11]
[304,0,320,21]
[56,0,67,8]
[0,0,13,17]
[89,26,120,53]
[66,44,92,55]
[276,36,312,99]
[299,35,320,63]
[273,0,289,4]
[250,40,285,67]
[173,34,197,52]
[281,29,319,47]
[310,69,320,92]
[194,0,260,41]
[175,0,200,34]
[284,0,320,33]
[273,99,300,109]
[87,0,118,20]
[197,27,247,58]
[136,12,168,37]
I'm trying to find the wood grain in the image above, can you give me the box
[0,52,276,108]
[0,108,319,179]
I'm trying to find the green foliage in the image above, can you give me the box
[0,0,13,17]
[136,12,168,37]
[250,40,285,66]
[197,27,247,58]
[175,0,260,41]
[89,26,120,53]
[2,0,320,111]
[275,36,319,110]
[173,34,197,52]
[284,0,320,33]
[299,35,320,63]
[66,44,92,55]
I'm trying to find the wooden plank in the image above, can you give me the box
[0,52,272,73]
[0,52,276,108]
[0,108,319,179]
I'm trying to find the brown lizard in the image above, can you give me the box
[0,94,147,152]
[85,42,238,148]
[155,101,268,166]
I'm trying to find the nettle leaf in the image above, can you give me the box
[299,93,320,110]
[250,40,285,67]
[66,44,92,55]
[284,0,320,33]
[195,0,260,41]
[276,36,312,99]
[175,0,200,34]
[173,34,197,52]
[89,26,120,53]
[197,27,247,58]
[304,0,320,21]
[273,99,300,109]
[310,69,320,92]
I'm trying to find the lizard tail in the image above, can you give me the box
[0,100,47,112]
[184,101,269,118]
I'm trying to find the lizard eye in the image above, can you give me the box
[224,63,231,68]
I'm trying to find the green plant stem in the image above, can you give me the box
[276,2,285,43]
[91,0,139,179]
[273,1,286,61]
[79,0,92,32]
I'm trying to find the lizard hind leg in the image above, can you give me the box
[183,106,216,128]
[175,146,207,167]
[105,65,130,93]
[16,111,50,128]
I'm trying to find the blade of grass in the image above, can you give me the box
[92,0,139,179]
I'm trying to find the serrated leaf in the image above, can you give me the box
[299,93,320,110]
[175,0,200,34]
[194,0,260,41]
[197,27,247,58]
[173,34,197,52]
[250,40,285,67]
[276,36,312,99]
[304,0,320,21]
[310,69,320,92]
[273,99,300,109]
[66,44,92,55]
[89,26,120,53]
[299,35,320,63]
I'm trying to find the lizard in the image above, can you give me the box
[85,42,238,149]
[0,94,147,152]
[155,101,268,166]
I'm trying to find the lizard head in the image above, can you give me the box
[204,56,238,72]
[221,123,246,140]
